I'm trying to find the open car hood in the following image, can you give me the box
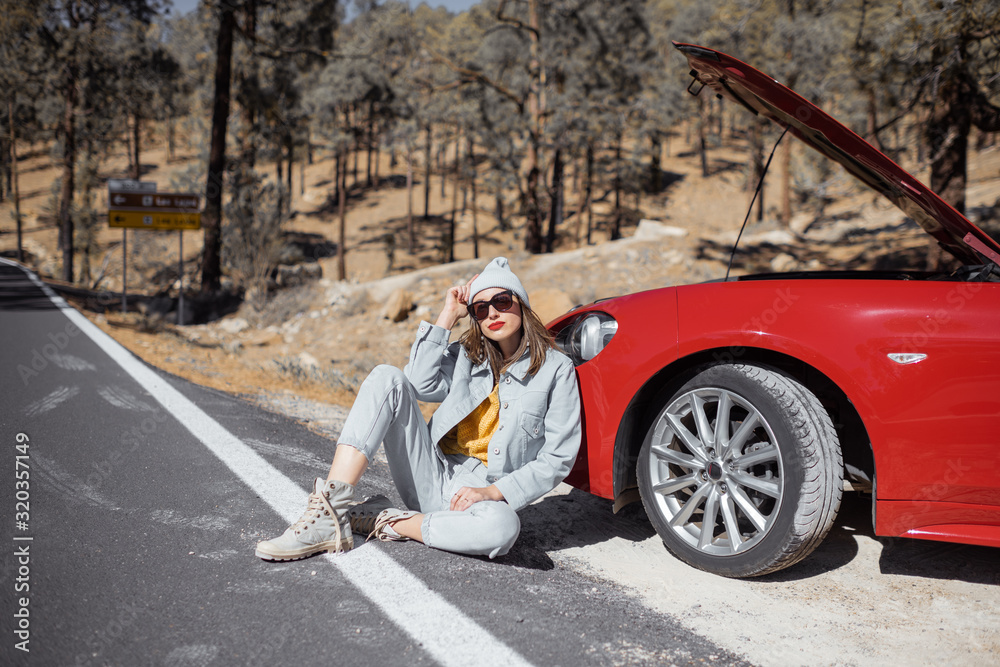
[674,42,1000,267]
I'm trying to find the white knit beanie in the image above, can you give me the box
[468,257,530,309]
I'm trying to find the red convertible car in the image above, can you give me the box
[549,43,1000,577]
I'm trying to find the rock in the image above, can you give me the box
[382,288,413,322]
[218,317,249,334]
[248,330,280,347]
[789,212,815,235]
[634,220,689,240]
[297,352,320,369]
[276,262,322,288]
[529,288,575,324]
[747,229,797,246]
[770,253,798,272]
[222,340,243,355]
[414,305,432,320]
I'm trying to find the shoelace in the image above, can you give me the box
[292,489,343,550]
[351,508,382,536]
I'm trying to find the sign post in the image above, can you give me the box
[108,180,157,313]
[178,230,184,325]
[107,180,201,323]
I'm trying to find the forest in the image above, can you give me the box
[1,0,999,303]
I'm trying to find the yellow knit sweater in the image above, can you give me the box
[438,384,499,464]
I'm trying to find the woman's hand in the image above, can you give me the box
[450,484,504,511]
[435,273,479,330]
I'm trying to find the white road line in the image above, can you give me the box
[4,259,533,667]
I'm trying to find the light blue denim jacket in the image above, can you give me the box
[403,320,582,511]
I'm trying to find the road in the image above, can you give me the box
[0,259,747,666]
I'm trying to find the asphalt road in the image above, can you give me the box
[0,259,749,667]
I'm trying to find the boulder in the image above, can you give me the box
[382,288,413,323]
[770,253,798,272]
[634,219,689,240]
[218,317,249,334]
[297,352,320,369]
[276,262,322,288]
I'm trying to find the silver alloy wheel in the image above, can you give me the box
[645,386,784,556]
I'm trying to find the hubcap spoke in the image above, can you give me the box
[653,472,700,496]
[698,488,720,550]
[730,486,768,532]
[720,495,743,552]
[735,444,778,468]
[692,393,714,448]
[714,391,732,450]
[650,444,701,470]
[664,412,708,461]
[669,482,711,528]
[731,470,780,498]
[723,411,761,459]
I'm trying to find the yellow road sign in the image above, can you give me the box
[108,210,202,230]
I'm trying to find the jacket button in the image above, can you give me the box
[504,377,511,384]
[498,425,504,431]
[502,402,508,409]
[493,448,500,455]
[534,428,539,434]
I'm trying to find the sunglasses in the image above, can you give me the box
[467,290,517,321]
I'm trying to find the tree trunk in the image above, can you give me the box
[927,76,973,216]
[611,138,622,241]
[366,99,374,188]
[749,121,765,222]
[59,62,78,283]
[167,117,176,162]
[545,147,563,253]
[470,137,479,260]
[423,123,432,219]
[9,99,23,262]
[337,149,347,280]
[584,143,594,246]
[495,188,505,232]
[448,127,460,263]
[334,141,341,204]
[779,141,792,226]
[406,147,414,253]
[461,137,470,217]
[240,0,257,171]
[439,140,446,198]
[285,132,293,213]
[131,111,141,180]
[200,3,235,293]
[650,134,662,193]
[698,100,709,178]
[523,0,544,254]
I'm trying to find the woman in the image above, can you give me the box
[256,257,581,560]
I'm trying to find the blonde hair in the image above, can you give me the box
[459,297,557,379]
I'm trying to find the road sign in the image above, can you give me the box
[108,190,201,230]
[108,210,202,230]
[108,192,200,210]
[108,179,157,193]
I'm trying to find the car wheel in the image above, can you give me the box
[637,363,843,577]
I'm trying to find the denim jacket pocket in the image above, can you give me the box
[517,411,545,468]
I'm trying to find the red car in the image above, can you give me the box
[549,43,1000,578]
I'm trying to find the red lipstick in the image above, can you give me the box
[488,321,504,331]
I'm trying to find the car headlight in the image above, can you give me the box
[557,312,619,365]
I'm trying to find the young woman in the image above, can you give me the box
[256,257,582,560]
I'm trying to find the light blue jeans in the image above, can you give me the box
[338,365,521,558]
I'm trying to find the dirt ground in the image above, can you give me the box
[4,125,1000,665]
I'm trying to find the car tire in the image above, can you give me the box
[637,363,843,577]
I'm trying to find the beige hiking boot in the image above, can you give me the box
[255,478,354,561]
